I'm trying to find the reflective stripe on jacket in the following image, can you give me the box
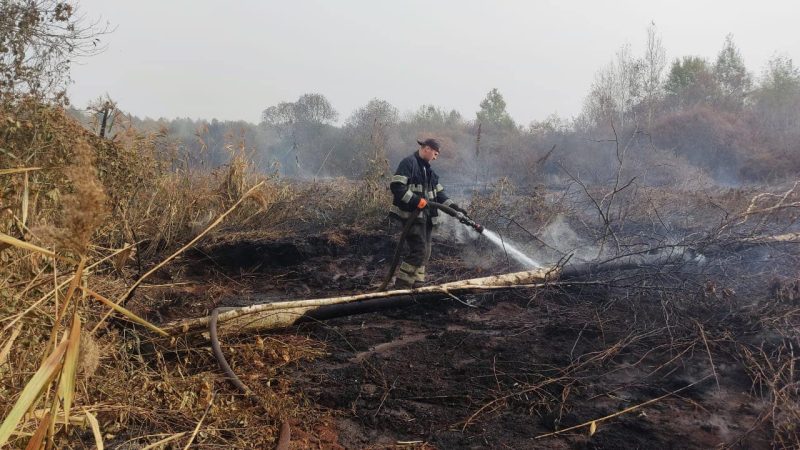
[389,151,454,223]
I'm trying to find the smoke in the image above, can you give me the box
[436,212,477,245]
[433,213,493,270]
[481,229,543,269]
[540,214,599,262]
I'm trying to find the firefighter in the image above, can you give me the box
[389,138,468,289]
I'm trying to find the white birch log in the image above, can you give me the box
[164,267,558,335]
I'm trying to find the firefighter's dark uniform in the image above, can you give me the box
[389,151,455,288]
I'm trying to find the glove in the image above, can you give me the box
[455,211,466,221]
[451,203,467,215]
[417,198,428,209]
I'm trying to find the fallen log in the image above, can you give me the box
[739,232,800,244]
[164,267,558,336]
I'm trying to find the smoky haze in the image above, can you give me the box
[67,1,800,193]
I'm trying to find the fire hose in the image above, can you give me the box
[210,308,291,449]
[377,201,484,291]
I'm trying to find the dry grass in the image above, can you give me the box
[0,99,388,448]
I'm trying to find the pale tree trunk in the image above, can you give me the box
[165,267,558,336]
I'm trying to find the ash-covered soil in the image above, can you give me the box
[135,225,794,449]
[283,296,763,449]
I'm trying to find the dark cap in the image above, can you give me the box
[417,138,440,151]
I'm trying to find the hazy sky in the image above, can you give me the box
[69,0,799,125]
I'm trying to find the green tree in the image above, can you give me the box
[477,88,515,129]
[665,56,719,108]
[713,34,751,109]
[409,104,463,128]
[412,104,447,125]
[752,55,800,144]
[758,55,800,95]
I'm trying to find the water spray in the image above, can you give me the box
[481,229,542,269]
[430,202,542,269]
[379,201,544,290]
[378,202,482,291]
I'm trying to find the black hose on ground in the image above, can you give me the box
[377,202,483,292]
[210,308,256,396]
[210,308,291,449]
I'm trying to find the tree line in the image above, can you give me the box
[104,27,798,188]
[0,5,771,188]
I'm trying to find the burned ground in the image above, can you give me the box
[287,298,763,449]
[129,200,800,449]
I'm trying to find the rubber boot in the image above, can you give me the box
[394,278,414,290]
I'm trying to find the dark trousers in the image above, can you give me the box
[395,219,433,287]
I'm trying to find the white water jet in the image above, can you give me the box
[482,229,542,269]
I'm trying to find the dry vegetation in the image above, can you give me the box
[0,100,392,448]
[2,99,799,448]
[2,4,800,447]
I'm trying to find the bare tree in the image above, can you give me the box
[344,98,398,178]
[583,44,643,130]
[260,93,339,175]
[613,44,643,129]
[261,93,337,128]
[0,0,110,101]
[87,94,118,138]
[642,23,666,128]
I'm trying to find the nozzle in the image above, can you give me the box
[428,202,484,234]
[458,215,484,233]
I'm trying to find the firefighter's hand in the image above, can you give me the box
[455,212,466,221]
[417,198,428,209]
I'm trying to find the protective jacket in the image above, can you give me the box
[389,151,454,224]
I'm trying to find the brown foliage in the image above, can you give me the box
[0,99,356,448]
[651,106,757,181]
